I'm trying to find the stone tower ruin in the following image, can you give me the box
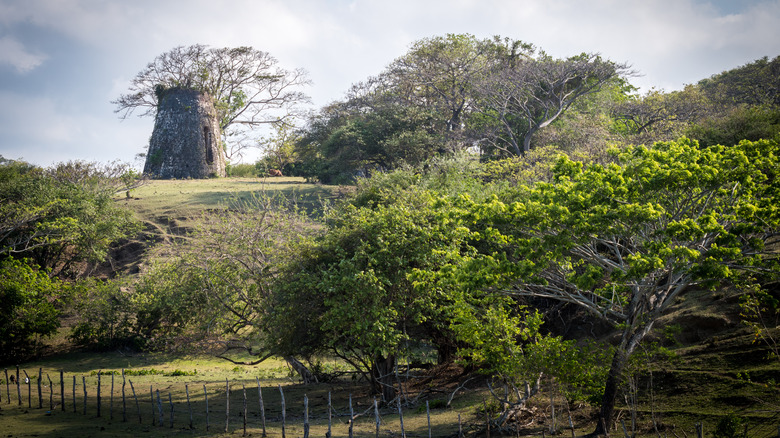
[143,87,226,179]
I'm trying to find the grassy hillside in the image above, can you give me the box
[4,177,780,437]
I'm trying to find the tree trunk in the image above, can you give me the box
[371,355,396,403]
[591,349,628,436]
[591,320,654,436]
[284,357,317,384]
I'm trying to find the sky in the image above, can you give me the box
[1,0,779,168]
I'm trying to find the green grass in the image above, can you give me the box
[1,353,482,437]
[122,176,348,220]
[4,177,779,437]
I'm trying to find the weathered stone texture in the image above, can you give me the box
[144,87,226,179]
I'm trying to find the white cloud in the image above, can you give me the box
[0,36,47,73]
[0,91,150,166]
[2,0,780,166]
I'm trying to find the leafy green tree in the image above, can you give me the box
[686,105,780,147]
[440,137,780,434]
[1,159,141,277]
[387,33,501,136]
[113,45,311,158]
[0,257,63,361]
[271,184,473,400]
[127,196,316,362]
[698,55,780,108]
[474,52,631,156]
[256,121,303,174]
[611,85,711,143]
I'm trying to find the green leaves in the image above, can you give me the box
[0,257,63,361]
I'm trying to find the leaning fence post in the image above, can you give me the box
[225,378,230,433]
[279,384,286,438]
[60,370,65,411]
[256,377,266,437]
[129,380,141,424]
[47,374,53,410]
[186,384,193,429]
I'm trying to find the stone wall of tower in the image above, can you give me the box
[144,87,226,179]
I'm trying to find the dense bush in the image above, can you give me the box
[0,258,64,362]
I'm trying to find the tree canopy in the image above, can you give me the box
[433,137,780,433]
[113,45,311,157]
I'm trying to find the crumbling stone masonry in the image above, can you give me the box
[144,87,226,179]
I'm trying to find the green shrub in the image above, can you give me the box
[713,413,748,438]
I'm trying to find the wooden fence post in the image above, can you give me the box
[243,385,248,437]
[156,389,164,427]
[279,384,286,438]
[129,380,141,424]
[59,370,64,411]
[47,374,53,410]
[82,376,87,415]
[37,368,42,409]
[72,376,76,413]
[23,370,31,408]
[349,393,354,438]
[257,377,266,437]
[225,378,230,434]
[110,372,114,420]
[122,370,127,422]
[150,386,155,426]
[398,394,406,438]
[16,366,21,406]
[303,394,309,438]
[96,371,101,417]
[327,391,332,438]
[426,400,431,438]
[168,392,174,428]
[204,385,210,431]
[186,384,193,429]
[374,398,380,438]
[3,369,8,404]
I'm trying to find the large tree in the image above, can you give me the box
[475,52,631,156]
[698,55,780,108]
[113,45,310,158]
[0,158,141,277]
[444,138,780,434]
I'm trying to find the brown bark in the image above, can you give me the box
[371,355,396,403]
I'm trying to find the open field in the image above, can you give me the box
[122,176,348,219]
